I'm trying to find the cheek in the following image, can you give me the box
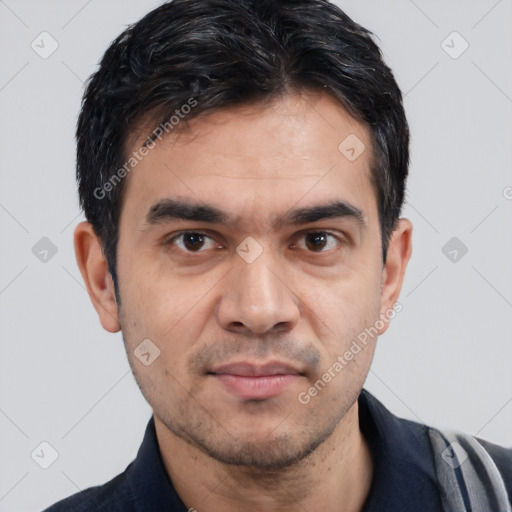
[119,264,216,372]
[298,260,381,336]
[121,260,186,331]
[120,274,173,338]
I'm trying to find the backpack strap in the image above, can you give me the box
[428,427,511,512]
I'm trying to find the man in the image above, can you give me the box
[44,0,511,511]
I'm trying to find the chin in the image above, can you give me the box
[173,418,337,471]
[198,435,320,470]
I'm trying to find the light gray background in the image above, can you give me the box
[1,1,511,510]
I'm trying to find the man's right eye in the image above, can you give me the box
[164,231,219,252]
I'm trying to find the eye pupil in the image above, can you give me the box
[183,233,205,251]
[305,232,328,251]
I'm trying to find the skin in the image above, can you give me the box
[74,89,412,512]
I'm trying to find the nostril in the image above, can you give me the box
[225,321,247,332]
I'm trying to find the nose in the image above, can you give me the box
[217,251,300,335]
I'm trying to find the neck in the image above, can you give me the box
[155,400,374,512]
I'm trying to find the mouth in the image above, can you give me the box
[208,362,304,400]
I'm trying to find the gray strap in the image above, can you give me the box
[428,427,511,512]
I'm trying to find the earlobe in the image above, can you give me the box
[378,218,413,335]
[74,221,121,333]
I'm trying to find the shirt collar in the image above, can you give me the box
[358,389,442,511]
[126,416,187,511]
[124,388,441,511]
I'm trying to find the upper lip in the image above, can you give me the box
[209,361,302,377]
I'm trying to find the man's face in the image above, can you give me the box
[116,91,385,468]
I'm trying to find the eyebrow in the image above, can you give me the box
[142,198,365,230]
[279,201,365,228]
[144,199,230,227]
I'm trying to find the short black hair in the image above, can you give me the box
[77,0,409,301]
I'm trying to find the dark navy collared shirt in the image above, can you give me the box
[42,389,511,511]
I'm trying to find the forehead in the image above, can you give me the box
[120,90,377,230]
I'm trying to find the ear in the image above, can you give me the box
[377,218,412,335]
[74,221,121,333]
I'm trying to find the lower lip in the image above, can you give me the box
[214,374,300,400]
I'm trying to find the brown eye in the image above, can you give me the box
[305,232,328,251]
[297,232,340,252]
[167,231,217,252]
[182,232,206,251]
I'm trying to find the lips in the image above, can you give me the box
[211,362,301,377]
[209,362,303,400]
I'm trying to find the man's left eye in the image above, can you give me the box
[295,232,340,252]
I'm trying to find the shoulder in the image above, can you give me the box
[41,415,188,512]
[41,469,134,512]
[476,436,512,496]
[427,425,512,510]
[359,389,511,510]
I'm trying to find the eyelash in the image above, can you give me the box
[163,230,343,253]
